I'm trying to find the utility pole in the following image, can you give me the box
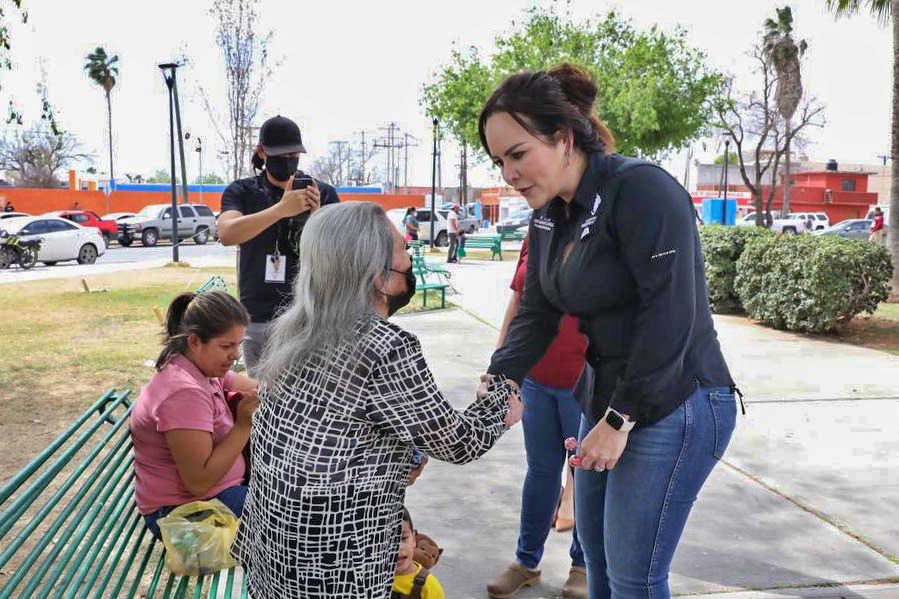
[374,122,403,192]
[457,142,469,206]
[402,132,419,187]
[360,130,367,185]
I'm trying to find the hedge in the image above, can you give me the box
[698,225,773,314]
[733,234,892,333]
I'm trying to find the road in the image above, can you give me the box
[0,241,237,285]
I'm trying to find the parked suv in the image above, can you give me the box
[119,203,217,247]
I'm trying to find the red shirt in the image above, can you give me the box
[510,237,587,389]
[872,213,885,232]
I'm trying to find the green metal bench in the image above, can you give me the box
[460,234,503,261]
[500,228,527,243]
[408,243,452,283]
[411,259,448,309]
[0,390,247,598]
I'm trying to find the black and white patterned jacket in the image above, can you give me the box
[234,315,514,598]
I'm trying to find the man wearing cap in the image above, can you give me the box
[217,115,340,374]
[446,204,464,263]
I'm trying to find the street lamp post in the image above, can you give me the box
[430,118,438,250]
[159,62,184,262]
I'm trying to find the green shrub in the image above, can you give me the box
[698,225,773,313]
[734,234,892,333]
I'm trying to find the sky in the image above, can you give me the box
[0,0,892,189]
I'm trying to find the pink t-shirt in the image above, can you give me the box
[130,354,245,514]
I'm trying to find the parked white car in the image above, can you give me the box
[387,208,450,247]
[770,212,829,234]
[102,212,137,222]
[736,212,758,227]
[0,216,106,266]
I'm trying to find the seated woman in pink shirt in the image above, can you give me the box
[130,290,259,538]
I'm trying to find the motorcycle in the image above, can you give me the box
[0,230,41,270]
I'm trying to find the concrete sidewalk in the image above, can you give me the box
[399,258,899,598]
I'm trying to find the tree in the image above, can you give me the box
[146,168,172,184]
[826,0,899,298]
[714,46,824,226]
[198,0,276,181]
[763,7,807,215]
[422,6,725,162]
[84,47,119,184]
[307,142,348,186]
[0,124,89,187]
[195,172,225,184]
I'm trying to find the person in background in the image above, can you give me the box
[392,508,445,599]
[870,207,885,244]
[487,235,587,599]
[130,291,259,539]
[404,207,420,242]
[217,114,340,375]
[446,204,462,263]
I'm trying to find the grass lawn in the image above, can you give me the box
[0,265,451,478]
[833,302,899,356]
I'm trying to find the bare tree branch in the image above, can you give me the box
[0,124,90,187]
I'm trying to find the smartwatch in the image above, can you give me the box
[603,406,636,432]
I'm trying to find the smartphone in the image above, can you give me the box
[292,176,315,190]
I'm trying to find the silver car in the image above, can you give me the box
[813,219,879,242]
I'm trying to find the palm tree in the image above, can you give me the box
[826,0,898,298]
[763,7,807,216]
[84,47,119,186]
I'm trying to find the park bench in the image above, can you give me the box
[408,242,452,283]
[411,258,449,309]
[459,234,503,261]
[0,390,248,599]
[500,228,527,243]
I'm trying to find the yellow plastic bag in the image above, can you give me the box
[157,499,239,576]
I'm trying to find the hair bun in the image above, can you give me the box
[547,63,598,117]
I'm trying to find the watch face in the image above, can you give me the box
[606,410,625,430]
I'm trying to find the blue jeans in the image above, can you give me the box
[574,386,736,599]
[143,485,248,540]
[517,377,586,569]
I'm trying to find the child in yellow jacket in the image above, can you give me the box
[392,508,445,599]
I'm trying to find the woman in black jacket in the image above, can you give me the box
[480,63,739,599]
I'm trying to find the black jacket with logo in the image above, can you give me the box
[489,153,733,426]
[221,171,340,323]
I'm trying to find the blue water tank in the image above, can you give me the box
[701,198,737,225]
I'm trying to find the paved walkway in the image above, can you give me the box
[398,253,899,598]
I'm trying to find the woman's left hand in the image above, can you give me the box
[572,419,629,472]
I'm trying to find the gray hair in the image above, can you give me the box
[256,201,395,384]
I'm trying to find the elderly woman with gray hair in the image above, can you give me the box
[233,201,522,599]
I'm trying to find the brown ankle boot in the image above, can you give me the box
[561,566,587,599]
[486,563,541,598]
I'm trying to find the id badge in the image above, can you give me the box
[265,254,286,284]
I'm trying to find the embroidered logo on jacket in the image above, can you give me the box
[651,249,677,261]
[533,217,554,232]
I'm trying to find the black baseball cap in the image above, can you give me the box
[258,115,306,155]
